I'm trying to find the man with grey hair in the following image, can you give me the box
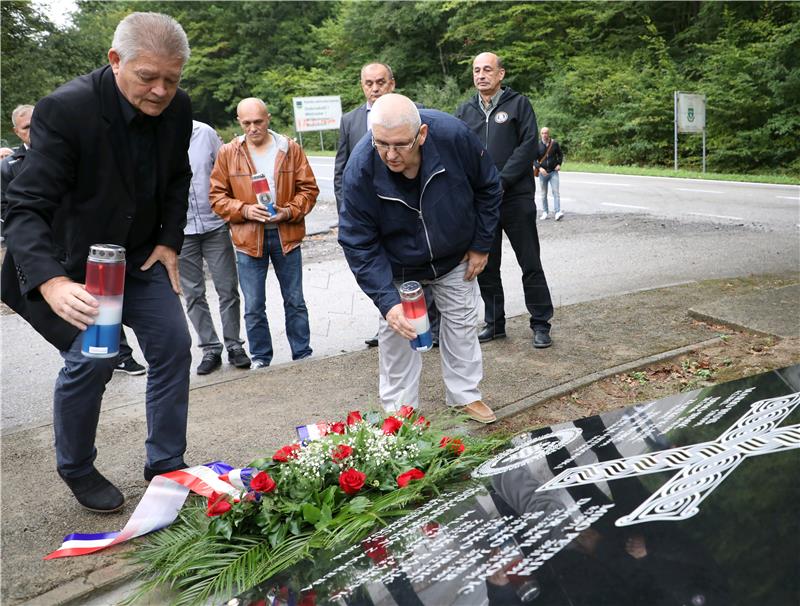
[2,12,193,512]
[339,94,502,423]
[456,52,555,350]
[1,104,33,226]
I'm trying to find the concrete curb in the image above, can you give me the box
[496,337,722,421]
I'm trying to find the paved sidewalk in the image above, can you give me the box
[1,272,798,605]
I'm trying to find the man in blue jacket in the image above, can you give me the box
[339,94,501,423]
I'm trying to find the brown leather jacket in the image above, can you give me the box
[209,131,318,257]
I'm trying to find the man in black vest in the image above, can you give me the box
[456,52,554,349]
[2,12,193,512]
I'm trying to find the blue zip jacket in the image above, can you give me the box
[338,109,502,316]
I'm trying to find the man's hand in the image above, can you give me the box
[386,303,416,340]
[39,276,98,330]
[265,207,290,224]
[539,167,549,176]
[243,204,270,223]
[462,250,489,281]
[555,164,561,172]
[141,244,181,294]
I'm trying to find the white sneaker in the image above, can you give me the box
[539,211,549,220]
[250,360,269,370]
[555,211,564,221]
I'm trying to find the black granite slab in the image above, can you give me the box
[230,366,800,606]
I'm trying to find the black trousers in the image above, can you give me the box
[478,194,553,331]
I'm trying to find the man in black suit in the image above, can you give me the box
[2,12,194,512]
[334,62,396,213]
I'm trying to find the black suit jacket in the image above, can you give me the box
[1,65,192,350]
[333,103,369,210]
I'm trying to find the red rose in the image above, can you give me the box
[397,468,425,488]
[414,415,430,428]
[330,421,346,434]
[439,436,465,455]
[382,416,403,434]
[346,411,363,425]
[298,591,317,606]
[250,471,276,493]
[339,468,366,495]
[398,405,415,418]
[361,536,389,564]
[422,522,440,537]
[331,444,353,462]
[206,491,232,517]
[273,443,301,462]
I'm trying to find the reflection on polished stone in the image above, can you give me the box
[233,366,800,605]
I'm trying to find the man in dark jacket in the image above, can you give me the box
[456,52,554,349]
[1,12,193,512]
[535,126,564,221]
[339,94,501,423]
[0,104,33,227]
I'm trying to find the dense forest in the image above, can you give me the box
[1,0,798,174]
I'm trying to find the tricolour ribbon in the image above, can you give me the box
[44,462,250,560]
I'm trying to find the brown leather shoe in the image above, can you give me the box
[462,400,497,424]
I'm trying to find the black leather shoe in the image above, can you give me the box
[197,351,222,375]
[365,332,379,347]
[533,328,552,349]
[144,462,188,482]
[478,325,506,343]
[58,468,125,513]
[227,348,251,369]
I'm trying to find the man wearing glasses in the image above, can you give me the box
[338,94,502,424]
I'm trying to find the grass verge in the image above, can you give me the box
[564,162,799,186]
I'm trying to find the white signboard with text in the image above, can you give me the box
[677,92,706,133]
[292,96,342,132]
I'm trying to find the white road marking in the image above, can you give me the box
[578,181,634,187]
[689,212,744,221]
[601,203,650,210]
[675,188,724,194]
[776,195,798,200]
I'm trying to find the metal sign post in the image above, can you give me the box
[674,91,707,173]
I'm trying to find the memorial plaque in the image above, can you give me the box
[230,366,800,606]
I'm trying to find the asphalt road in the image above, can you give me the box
[1,167,797,432]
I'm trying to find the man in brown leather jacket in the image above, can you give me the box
[210,97,318,369]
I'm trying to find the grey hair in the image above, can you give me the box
[11,104,33,127]
[111,12,190,65]
[361,62,394,81]
[370,94,420,131]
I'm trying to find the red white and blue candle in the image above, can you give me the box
[81,244,125,358]
[251,172,276,216]
[400,281,433,352]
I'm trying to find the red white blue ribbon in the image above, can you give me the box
[296,422,329,441]
[44,462,248,560]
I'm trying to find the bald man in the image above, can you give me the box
[339,94,502,423]
[456,52,555,350]
[210,98,318,369]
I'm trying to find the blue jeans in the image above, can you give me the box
[54,263,191,477]
[538,170,560,213]
[236,229,312,364]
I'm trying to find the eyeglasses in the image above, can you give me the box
[372,127,421,153]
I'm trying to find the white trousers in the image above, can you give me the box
[379,261,483,411]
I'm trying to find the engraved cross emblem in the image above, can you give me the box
[536,393,800,527]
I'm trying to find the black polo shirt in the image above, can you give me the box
[117,86,160,256]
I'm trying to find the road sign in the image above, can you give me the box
[292,96,342,133]
[677,92,706,133]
